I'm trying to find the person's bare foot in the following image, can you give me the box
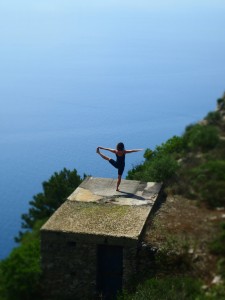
[96,147,100,154]
[116,188,120,192]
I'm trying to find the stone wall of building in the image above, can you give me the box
[41,231,97,300]
[41,230,140,300]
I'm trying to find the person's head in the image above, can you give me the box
[117,142,125,151]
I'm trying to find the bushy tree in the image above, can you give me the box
[20,168,82,232]
[154,136,185,157]
[183,124,219,152]
[143,154,179,182]
[126,164,145,181]
[127,136,181,182]
[0,168,83,300]
[0,237,41,300]
[128,153,178,182]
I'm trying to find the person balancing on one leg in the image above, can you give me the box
[96,142,143,191]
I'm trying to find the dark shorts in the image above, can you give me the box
[109,159,125,176]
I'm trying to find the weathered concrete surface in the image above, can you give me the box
[68,176,162,206]
[42,177,163,241]
[42,201,151,242]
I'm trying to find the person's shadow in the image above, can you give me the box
[117,191,146,201]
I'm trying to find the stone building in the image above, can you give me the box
[41,177,163,300]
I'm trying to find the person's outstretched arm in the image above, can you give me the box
[125,149,144,154]
[98,146,116,153]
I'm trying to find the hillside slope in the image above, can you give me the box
[123,94,225,299]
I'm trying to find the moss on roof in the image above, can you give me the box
[41,177,163,241]
[42,201,151,239]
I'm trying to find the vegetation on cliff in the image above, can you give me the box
[122,94,225,299]
[0,169,82,300]
[127,94,225,209]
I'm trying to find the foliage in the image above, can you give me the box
[154,235,193,275]
[145,154,179,182]
[217,96,225,107]
[198,284,225,300]
[144,136,185,160]
[118,277,203,300]
[127,136,182,182]
[209,223,225,256]
[217,258,225,279]
[127,163,145,181]
[209,223,225,280]
[205,111,221,126]
[0,237,41,300]
[128,154,178,182]
[154,135,185,157]
[189,161,225,207]
[143,148,154,160]
[19,168,82,234]
[125,98,225,299]
[183,124,219,152]
[0,168,83,300]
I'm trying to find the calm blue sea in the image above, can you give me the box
[1,0,225,259]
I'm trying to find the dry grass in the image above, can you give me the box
[143,195,225,283]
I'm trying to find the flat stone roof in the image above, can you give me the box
[68,177,162,206]
[41,177,162,242]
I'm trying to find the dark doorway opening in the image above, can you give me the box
[97,245,123,300]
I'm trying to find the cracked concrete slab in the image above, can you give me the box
[68,176,162,206]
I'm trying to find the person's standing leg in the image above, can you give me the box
[116,175,121,191]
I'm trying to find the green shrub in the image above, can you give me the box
[217,97,225,107]
[118,277,203,300]
[17,168,82,240]
[217,258,225,279]
[0,238,41,300]
[189,160,225,207]
[209,223,225,256]
[143,148,154,160]
[198,284,225,300]
[183,124,219,152]
[127,164,145,181]
[1,168,83,300]
[155,136,185,157]
[143,154,179,182]
[127,155,178,182]
[205,111,221,125]
[154,234,193,275]
[128,144,179,182]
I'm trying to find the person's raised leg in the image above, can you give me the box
[96,147,110,161]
